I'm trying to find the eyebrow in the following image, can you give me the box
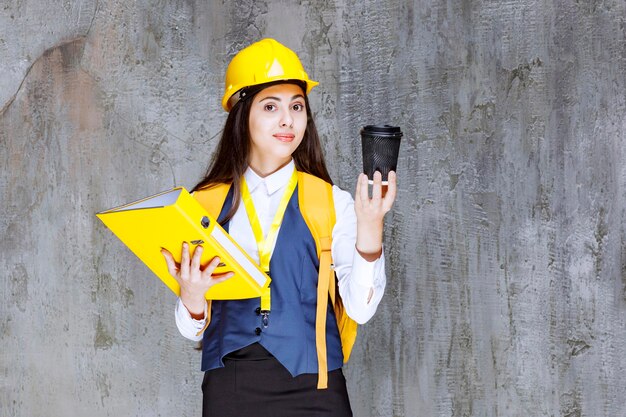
[259,94,305,102]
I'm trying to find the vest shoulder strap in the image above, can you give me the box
[193,183,231,219]
[296,172,358,389]
[296,172,335,257]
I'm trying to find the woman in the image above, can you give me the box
[161,38,396,417]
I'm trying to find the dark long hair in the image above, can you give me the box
[193,81,333,223]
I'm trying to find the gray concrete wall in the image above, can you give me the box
[1,1,625,416]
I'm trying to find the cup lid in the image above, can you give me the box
[362,124,403,136]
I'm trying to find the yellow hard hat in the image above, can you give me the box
[222,38,319,111]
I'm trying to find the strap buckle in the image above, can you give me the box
[261,310,270,328]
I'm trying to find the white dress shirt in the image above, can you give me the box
[175,160,386,341]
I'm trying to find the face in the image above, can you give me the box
[248,83,308,174]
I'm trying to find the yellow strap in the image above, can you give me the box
[315,246,332,389]
[260,287,271,311]
[192,184,231,219]
[297,172,336,389]
[296,172,335,259]
[241,170,298,312]
[298,173,359,386]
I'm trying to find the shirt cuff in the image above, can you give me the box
[350,245,386,288]
[175,298,207,341]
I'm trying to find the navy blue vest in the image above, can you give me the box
[201,186,344,376]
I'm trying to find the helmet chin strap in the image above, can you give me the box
[227,88,249,110]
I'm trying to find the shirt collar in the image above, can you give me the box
[244,160,296,195]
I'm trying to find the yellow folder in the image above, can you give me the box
[96,187,271,300]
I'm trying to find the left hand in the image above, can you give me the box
[161,243,234,319]
[354,170,397,261]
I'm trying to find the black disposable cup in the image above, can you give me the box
[360,125,403,184]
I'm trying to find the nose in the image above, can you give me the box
[279,108,293,128]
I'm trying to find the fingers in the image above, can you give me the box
[382,171,397,211]
[369,171,397,211]
[371,171,383,201]
[162,243,203,280]
[354,174,361,206]
[161,248,179,278]
[354,170,397,224]
[162,245,233,294]
[200,256,222,278]
[200,256,234,281]
[210,271,235,284]
[191,245,203,272]
[180,242,190,278]
[356,173,369,206]
[356,171,384,203]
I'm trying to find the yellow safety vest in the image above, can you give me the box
[193,171,358,389]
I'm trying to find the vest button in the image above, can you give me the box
[255,327,262,336]
[255,307,261,316]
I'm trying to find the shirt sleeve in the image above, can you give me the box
[331,185,386,324]
[175,298,206,342]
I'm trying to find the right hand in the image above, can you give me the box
[161,242,234,319]
[354,170,397,260]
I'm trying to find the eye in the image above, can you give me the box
[292,103,304,112]
[264,104,277,111]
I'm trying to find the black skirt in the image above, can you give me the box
[202,343,353,417]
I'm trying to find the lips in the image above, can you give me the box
[273,133,295,143]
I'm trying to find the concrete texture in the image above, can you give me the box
[1,0,625,416]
